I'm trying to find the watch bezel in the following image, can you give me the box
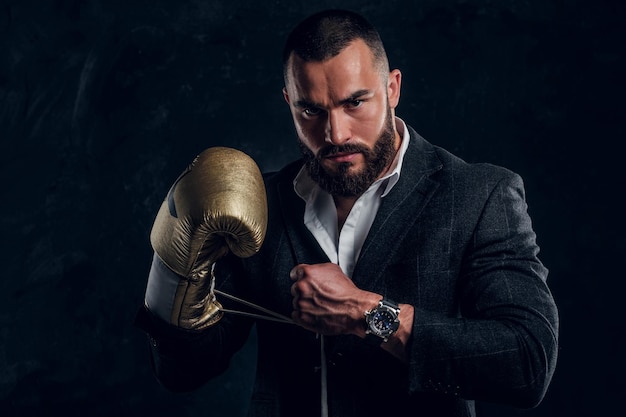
[365,299,400,341]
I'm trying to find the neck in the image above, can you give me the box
[333,194,358,231]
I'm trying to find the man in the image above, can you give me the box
[135,9,559,417]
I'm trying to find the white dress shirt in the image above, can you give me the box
[293,117,411,278]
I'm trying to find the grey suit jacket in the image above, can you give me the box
[136,126,559,417]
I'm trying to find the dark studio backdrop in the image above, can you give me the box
[1,0,624,416]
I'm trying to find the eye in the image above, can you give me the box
[303,107,322,117]
[347,99,363,108]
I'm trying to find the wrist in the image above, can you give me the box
[352,292,383,338]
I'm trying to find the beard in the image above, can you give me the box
[299,109,397,198]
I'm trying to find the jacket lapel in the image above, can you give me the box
[352,127,443,289]
[274,127,442,283]
[275,166,330,266]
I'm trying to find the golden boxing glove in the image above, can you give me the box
[146,147,267,330]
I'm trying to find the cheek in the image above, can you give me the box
[354,106,386,141]
[294,118,326,149]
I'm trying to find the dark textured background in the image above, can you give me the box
[1,0,624,416]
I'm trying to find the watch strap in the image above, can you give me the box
[365,332,385,347]
[381,298,399,310]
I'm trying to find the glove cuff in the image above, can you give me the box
[145,253,180,323]
[145,252,223,329]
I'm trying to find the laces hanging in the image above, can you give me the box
[215,289,294,324]
[213,264,327,416]
[320,334,329,417]
[211,264,294,324]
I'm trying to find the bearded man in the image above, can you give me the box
[136,9,558,417]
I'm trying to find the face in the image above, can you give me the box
[283,39,402,197]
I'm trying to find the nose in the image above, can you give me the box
[325,110,350,145]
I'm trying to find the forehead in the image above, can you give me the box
[285,39,384,101]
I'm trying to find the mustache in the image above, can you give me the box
[317,143,370,159]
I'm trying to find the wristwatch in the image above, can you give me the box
[364,298,400,344]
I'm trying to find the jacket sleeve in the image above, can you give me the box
[407,171,559,408]
[134,254,254,393]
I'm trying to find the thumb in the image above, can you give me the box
[289,264,307,281]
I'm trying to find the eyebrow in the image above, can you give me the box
[294,89,372,109]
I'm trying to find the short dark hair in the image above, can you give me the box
[282,9,389,82]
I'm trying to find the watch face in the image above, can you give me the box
[370,310,397,335]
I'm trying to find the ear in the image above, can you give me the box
[387,69,402,109]
[282,87,291,105]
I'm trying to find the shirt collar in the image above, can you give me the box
[378,117,410,197]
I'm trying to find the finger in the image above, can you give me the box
[291,310,306,327]
[289,264,306,281]
[292,289,303,310]
[291,289,304,310]
[291,309,316,327]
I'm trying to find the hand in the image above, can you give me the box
[146,147,267,330]
[289,263,380,336]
